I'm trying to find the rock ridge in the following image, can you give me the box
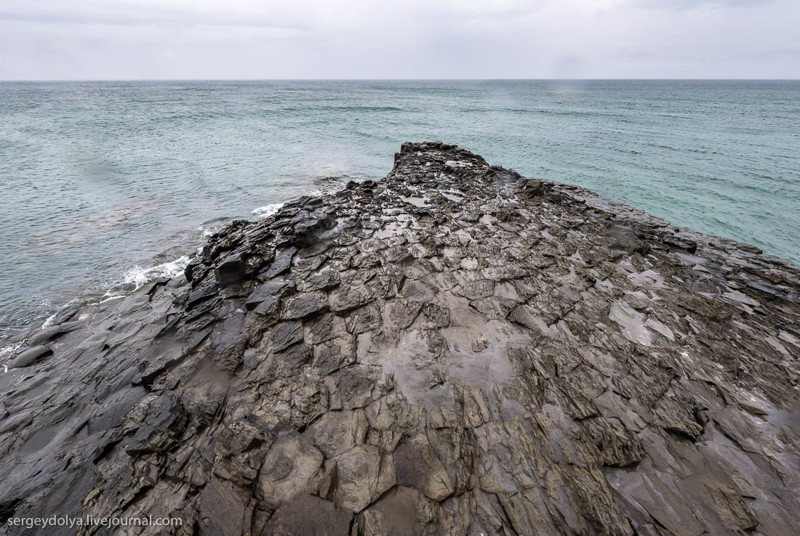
[1,141,799,535]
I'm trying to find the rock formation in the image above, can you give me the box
[1,142,799,535]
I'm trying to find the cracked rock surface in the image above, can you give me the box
[2,142,800,535]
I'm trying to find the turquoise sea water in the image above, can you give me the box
[1,80,798,342]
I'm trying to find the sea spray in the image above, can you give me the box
[121,256,191,290]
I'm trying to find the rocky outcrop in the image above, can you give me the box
[1,142,800,535]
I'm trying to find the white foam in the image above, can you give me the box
[41,312,58,329]
[252,203,284,219]
[198,225,214,238]
[0,340,24,361]
[122,255,191,290]
[41,296,81,329]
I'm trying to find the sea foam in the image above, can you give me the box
[122,256,191,290]
[252,203,284,219]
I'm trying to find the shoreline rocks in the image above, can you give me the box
[1,141,799,535]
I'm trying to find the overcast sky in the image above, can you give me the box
[0,0,798,80]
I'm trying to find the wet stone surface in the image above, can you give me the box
[1,141,800,535]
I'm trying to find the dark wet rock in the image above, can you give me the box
[187,279,219,309]
[9,345,52,368]
[330,284,373,313]
[215,254,248,287]
[306,410,368,458]
[262,247,297,279]
[281,291,328,320]
[663,233,698,254]
[271,321,304,352]
[26,323,79,345]
[291,210,334,236]
[256,434,323,507]
[607,223,640,252]
[394,434,453,502]
[262,494,352,536]
[516,177,546,197]
[197,478,247,536]
[2,141,800,535]
[304,269,341,291]
[330,445,394,512]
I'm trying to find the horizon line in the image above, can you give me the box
[1,77,800,83]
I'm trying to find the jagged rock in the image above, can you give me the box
[246,280,295,310]
[262,247,297,279]
[516,177,546,197]
[2,142,800,535]
[607,223,639,252]
[330,285,373,313]
[271,321,304,351]
[394,434,454,502]
[215,255,248,287]
[281,291,328,320]
[305,269,341,291]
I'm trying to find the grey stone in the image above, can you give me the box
[394,434,453,502]
[10,345,52,368]
[215,255,248,287]
[359,486,435,536]
[281,291,328,320]
[516,177,545,197]
[263,247,298,279]
[272,321,304,352]
[306,269,341,291]
[262,494,352,536]
[27,323,79,345]
[331,445,394,512]
[3,142,800,536]
[257,434,324,506]
[247,279,295,309]
[306,410,368,458]
[608,223,639,252]
[197,478,246,536]
[330,285,373,313]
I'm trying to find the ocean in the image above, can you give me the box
[1,80,798,344]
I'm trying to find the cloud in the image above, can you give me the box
[0,0,797,79]
[638,0,778,9]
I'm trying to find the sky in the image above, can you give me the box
[0,0,798,80]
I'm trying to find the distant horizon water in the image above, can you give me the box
[3,78,800,83]
[1,79,798,344]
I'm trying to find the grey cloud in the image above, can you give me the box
[638,0,779,9]
[0,0,798,80]
[0,2,305,30]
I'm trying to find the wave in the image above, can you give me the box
[121,256,191,290]
[8,182,357,344]
[34,256,189,336]
[280,105,404,113]
[252,203,284,219]
[0,340,24,363]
